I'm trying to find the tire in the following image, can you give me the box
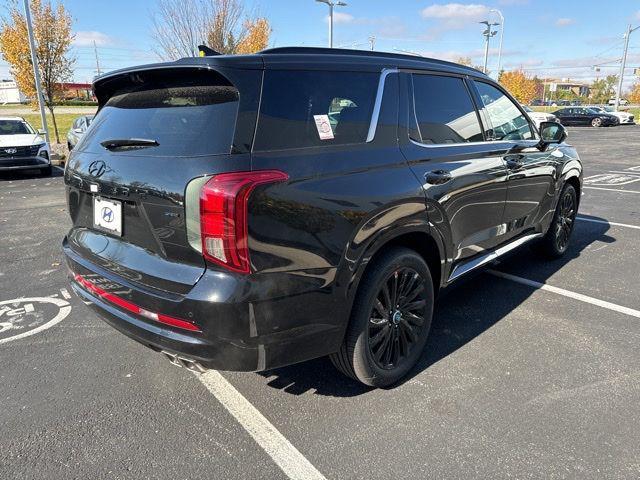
[591,117,602,127]
[330,247,434,387]
[41,165,52,176]
[533,183,578,259]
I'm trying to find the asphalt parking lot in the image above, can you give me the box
[1,125,639,479]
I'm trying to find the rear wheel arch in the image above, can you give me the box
[348,229,443,305]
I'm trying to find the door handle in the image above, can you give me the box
[504,154,525,170]
[425,170,452,185]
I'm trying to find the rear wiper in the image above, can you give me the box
[100,138,159,151]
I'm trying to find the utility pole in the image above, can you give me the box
[615,24,639,111]
[479,21,499,75]
[368,35,376,51]
[23,0,49,143]
[490,9,504,79]
[316,0,347,48]
[93,40,102,77]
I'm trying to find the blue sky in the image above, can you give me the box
[2,0,640,90]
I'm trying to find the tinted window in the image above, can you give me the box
[254,70,378,151]
[0,120,33,135]
[77,73,239,157]
[475,82,533,140]
[410,74,483,144]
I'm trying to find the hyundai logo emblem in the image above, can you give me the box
[88,160,107,177]
[101,207,114,223]
[4,148,17,155]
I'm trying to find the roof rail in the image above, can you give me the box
[260,46,481,73]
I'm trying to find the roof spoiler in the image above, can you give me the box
[198,45,221,57]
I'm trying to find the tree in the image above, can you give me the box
[590,75,618,104]
[0,0,74,143]
[629,81,640,104]
[151,0,271,60]
[499,70,537,104]
[454,56,484,73]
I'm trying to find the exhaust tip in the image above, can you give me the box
[161,351,207,374]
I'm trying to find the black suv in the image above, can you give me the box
[63,47,582,387]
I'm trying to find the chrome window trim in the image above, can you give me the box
[366,68,398,143]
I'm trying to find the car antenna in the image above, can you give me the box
[198,44,222,57]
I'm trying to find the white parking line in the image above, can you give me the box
[198,370,327,480]
[584,186,640,194]
[488,270,640,319]
[576,216,640,230]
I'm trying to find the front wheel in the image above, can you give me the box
[533,183,578,258]
[591,117,602,127]
[330,247,434,387]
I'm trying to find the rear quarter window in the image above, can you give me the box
[253,70,379,151]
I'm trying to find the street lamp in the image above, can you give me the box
[479,21,499,75]
[316,0,347,48]
[490,9,504,78]
[615,23,639,111]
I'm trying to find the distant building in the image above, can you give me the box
[57,82,94,100]
[0,79,27,104]
[542,79,591,97]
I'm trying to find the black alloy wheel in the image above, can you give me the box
[554,187,576,253]
[330,247,434,387]
[368,267,426,370]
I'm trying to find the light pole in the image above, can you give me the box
[479,21,499,75]
[615,23,639,111]
[23,0,49,143]
[490,9,504,78]
[316,0,347,48]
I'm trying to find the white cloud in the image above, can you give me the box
[326,12,354,24]
[555,18,575,27]
[73,31,114,47]
[421,3,491,29]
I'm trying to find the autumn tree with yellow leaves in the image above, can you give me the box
[499,70,539,104]
[628,81,640,105]
[152,0,271,60]
[0,0,74,143]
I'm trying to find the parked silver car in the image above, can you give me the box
[66,115,94,150]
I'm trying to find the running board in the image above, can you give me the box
[448,233,543,282]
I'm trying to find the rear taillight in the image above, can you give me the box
[199,170,288,274]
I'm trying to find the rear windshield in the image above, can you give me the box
[253,70,379,151]
[77,73,239,157]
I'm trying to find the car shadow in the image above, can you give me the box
[257,215,615,397]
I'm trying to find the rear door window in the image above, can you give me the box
[474,81,533,141]
[410,74,484,144]
[77,73,239,157]
[253,70,379,151]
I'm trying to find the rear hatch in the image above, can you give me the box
[64,65,262,293]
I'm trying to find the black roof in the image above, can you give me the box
[94,46,487,89]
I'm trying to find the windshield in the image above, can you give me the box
[0,120,35,135]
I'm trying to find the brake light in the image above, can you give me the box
[199,170,288,273]
[74,273,201,332]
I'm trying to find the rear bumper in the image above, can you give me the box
[63,239,345,372]
[0,156,50,171]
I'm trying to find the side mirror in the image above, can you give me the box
[37,129,46,135]
[73,127,83,133]
[538,121,567,150]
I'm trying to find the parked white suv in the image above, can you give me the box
[0,116,51,176]
[522,106,559,128]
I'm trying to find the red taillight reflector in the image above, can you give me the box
[74,273,200,332]
[200,170,288,274]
